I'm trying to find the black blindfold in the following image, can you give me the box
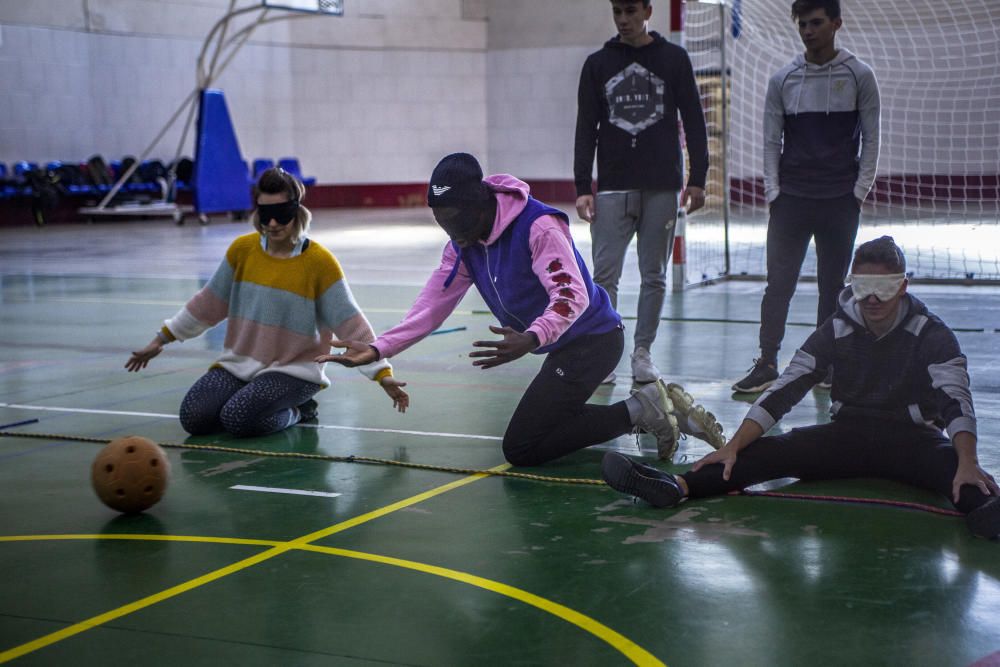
[258,200,299,226]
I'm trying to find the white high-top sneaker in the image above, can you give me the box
[631,347,661,384]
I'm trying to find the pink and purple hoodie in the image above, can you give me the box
[372,175,620,359]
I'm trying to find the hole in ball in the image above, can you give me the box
[105,464,114,472]
[126,446,135,453]
[116,489,125,496]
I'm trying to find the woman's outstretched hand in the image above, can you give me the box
[380,376,410,413]
[125,339,163,372]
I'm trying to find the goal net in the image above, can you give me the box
[681,0,1000,284]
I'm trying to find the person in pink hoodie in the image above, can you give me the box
[317,153,724,465]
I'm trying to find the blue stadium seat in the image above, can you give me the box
[14,161,38,179]
[47,161,100,195]
[12,162,38,196]
[252,158,275,180]
[171,157,194,192]
[0,163,14,198]
[277,157,316,186]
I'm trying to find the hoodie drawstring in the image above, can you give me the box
[793,57,843,116]
[826,66,833,114]
[443,243,462,289]
[793,66,806,115]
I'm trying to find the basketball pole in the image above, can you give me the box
[91,4,324,213]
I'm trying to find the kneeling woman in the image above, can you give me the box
[125,167,408,436]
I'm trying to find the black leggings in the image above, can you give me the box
[682,418,992,514]
[502,326,632,466]
[179,368,321,437]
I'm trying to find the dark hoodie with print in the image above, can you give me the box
[574,31,709,197]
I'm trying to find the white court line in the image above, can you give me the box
[301,422,500,441]
[230,485,341,498]
[0,402,501,441]
[0,403,174,419]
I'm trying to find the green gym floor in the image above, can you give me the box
[1,211,999,666]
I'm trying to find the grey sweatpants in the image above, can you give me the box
[591,190,678,350]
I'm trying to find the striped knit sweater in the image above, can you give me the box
[161,232,391,388]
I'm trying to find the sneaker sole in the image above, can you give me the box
[731,379,775,393]
[601,452,679,508]
[650,381,679,460]
[631,380,680,460]
[966,497,1000,539]
[666,383,726,450]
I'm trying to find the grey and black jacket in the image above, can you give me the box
[764,48,881,203]
[748,289,977,440]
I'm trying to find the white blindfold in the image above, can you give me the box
[847,273,906,301]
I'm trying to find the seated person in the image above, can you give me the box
[126,167,407,437]
[602,236,1000,539]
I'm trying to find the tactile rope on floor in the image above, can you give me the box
[0,430,607,486]
[0,430,967,518]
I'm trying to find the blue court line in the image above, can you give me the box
[0,419,39,430]
[0,439,74,462]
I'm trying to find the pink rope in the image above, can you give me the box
[739,490,965,517]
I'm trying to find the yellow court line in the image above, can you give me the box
[300,544,666,667]
[0,545,293,663]
[0,464,507,664]
[0,532,664,667]
[0,463,663,666]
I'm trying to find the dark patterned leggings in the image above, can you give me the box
[179,368,321,437]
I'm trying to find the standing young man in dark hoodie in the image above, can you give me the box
[318,153,726,466]
[604,236,1000,540]
[574,0,709,386]
[733,0,881,393]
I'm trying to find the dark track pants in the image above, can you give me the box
[502,326,632,466]
[759,192,860,360]
[681,418,992,514]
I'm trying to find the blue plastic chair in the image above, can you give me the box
[252,158,275,180]
[0,163,14,198]
[12,162,38,195]
[277,157,316,186]
[14,161,38,179]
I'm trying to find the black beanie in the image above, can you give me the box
[427,153,491,208]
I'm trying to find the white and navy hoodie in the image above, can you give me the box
[764,48,881,203]
[747,289,977,441]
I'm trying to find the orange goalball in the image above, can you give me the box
[91,436,170,513]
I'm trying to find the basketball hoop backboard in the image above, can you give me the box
[262,0,343,16]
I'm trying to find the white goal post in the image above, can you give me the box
[681,0,1000,284]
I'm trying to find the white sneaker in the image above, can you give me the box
[631,380,680,461]
[601,371,617,385]
[631,347,661,384]
[666,382,726,450]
